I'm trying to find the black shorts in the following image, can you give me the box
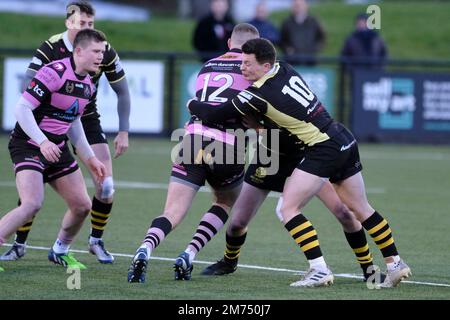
[9,138,79,183]
[81,113,107,145]
[245,153,302,193]
[297,125,363,183]
[170,133,245,190]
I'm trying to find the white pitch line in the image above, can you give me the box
[0,180,386,196]
[362,152,450,161]
[2,243,449,288]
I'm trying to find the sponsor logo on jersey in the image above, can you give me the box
[53,99,79,121]
[52,62,65,72]
[84,85,91,98]
[307,104,317,115]
[28,81,36,90]
[28,81,44,97]
[340,140,356,151]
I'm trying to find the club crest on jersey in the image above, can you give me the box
[65,81,74,94]
[254,167,267,178]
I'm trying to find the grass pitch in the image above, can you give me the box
[0,136,449,300]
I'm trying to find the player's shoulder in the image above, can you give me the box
[41,32,66,52]
[42,58,70,79]
[201,52,242,75]
[251,62,284,90]
[217,49,242,60]
[210,49,242,63]
[279,61,297,75]
[47,32,65,44]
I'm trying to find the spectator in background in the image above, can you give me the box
[192,0,235,62]
[280,0,326,65]
[340,13,388,71]
[247,1,280,45]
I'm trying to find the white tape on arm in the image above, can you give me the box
[67,117,95,159]
[14,96,47,145]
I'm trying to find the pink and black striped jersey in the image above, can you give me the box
[190,48,251,132]
[27,31,125,117]
[13,57,94,145]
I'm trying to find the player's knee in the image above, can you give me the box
[100,176,115,199]
[228,218,246,233]
[228,208,251,232]
[72,199,91,218]
[334,203,355,226]
[21,199,43,217]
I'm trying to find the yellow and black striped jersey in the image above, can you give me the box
[27,31,125,116]
[189,61,342,151]
[232,61,338,147]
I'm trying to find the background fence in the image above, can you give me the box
[1,48,450,143]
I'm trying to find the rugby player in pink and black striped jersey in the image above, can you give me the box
[1,1,130,264]
[0,29,106,271]
[127,23,260,283]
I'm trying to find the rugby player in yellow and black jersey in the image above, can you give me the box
[0,1,130,265]
[189,38,411,288]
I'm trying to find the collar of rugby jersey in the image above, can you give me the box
[63,31,74,52]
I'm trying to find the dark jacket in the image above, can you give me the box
[192,14,235,61]
[280,15,326,58]
[248,18,280,45]
[341,29,388,69]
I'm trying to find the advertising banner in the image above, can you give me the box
[352,70,450,143]
[3,58,165,133]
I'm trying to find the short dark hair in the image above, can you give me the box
[232,23,259,37]
[231,23,260,46]
[66,1,95,19]
[242,38,276,66]
[73,29,106,48]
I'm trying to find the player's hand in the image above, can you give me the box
[186,97,198,112]
[39,140,62,163]
[87,156,106,184]
[242,114,263,131]
[113,131,129,159]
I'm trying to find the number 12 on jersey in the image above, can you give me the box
[200,73,234,103]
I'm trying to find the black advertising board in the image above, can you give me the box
[351,70,450,144]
